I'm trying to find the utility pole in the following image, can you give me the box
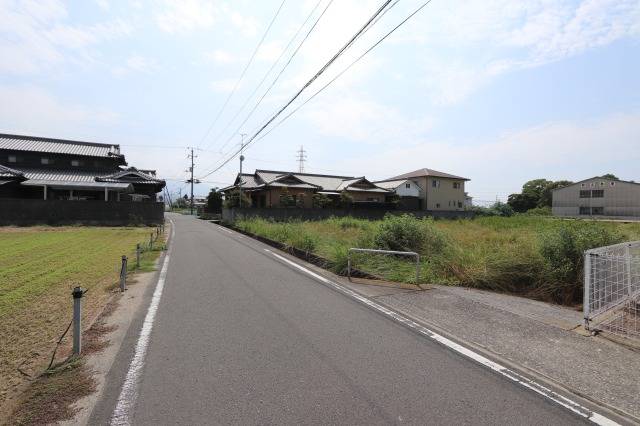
[189,148,195,215]
[239,133,247,209]
[296,145,307,173]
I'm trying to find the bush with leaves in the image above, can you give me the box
[312,193,331,208]
[538,222,625,303]
[373,214,449,255]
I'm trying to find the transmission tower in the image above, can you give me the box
[296,145,307,173]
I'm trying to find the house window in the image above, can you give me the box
[610,182,616,186]
[8,155,16,163]
[405,183,411,189]
[600,182,605,186]
[579,190,591,198]
[432,180,440,188]
[592,190,604,198]
[453,182,461,189]
[366,197,379,202]
[458,202,463,208]
[592,207,604,215]
[579,206,591,215]
[581,183,585,187]
[436,203,440,208]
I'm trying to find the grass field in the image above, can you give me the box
[234,215,640,304]
[0,226,164,410]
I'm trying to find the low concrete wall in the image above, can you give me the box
[0,198,164,226]
[222,207,473,222]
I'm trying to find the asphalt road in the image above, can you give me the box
[90,214,589,425]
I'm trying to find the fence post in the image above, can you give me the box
[72,286,84,355]
[625,244,632,297]
[136,243,140,268]
[347,251,351,281]
[415,254,420,284]
[584,251,592,330]
[120,255,127,292]
[150,233,154,250]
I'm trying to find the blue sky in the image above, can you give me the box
[0,0,639,202]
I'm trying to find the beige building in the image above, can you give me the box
[377,168,470,211]
[552,177,640,218]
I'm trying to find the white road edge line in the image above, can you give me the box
[110,219,175,426]
[265,249,620,426]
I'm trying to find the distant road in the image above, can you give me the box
[91,214,588,425]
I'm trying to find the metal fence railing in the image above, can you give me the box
[584,241,640,340]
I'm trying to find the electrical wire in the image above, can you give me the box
[255,0,432,144]
[197,0,287,149]
[202,0,326,153]
[197,0,394,179]
[213,0,336,155]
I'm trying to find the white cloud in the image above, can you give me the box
[403,0,640,104]
[112,55,157,76]
[332,112,640,199]
[210,78,239,93]
[229,11,259,37]
[155,0,217,34]
[95,0,110,11]
[205,49,237,64]
[0,1,132,74]
[303,93,433,144]
[0,85,119,136]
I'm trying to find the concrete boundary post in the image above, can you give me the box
[72,287,84,355]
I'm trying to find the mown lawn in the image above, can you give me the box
[0,226,164,409]
[234,215,640,303]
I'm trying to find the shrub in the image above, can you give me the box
[373,214,449,255]
[290,232,317,253]
[538,222,625,303]
[312,193,331,208]
[468,202,513,217]
[524,206,552,216]
[329,245,350,274]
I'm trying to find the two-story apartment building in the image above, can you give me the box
[552,177,640,219]
[377,168,470,212]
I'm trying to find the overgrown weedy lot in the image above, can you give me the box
[0,226,162,411]
[235,215,640,305]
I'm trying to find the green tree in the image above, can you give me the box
[539,180,573,207]
[507,192,538,213]
[601,173,619,180]
[339,190,354,207]
[279,187,295,207]
[312,193,331,208]
[223,190,252,208]
[206,188,223,213]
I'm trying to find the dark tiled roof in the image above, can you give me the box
[96,167,164,184]
[5,166,165,187]
[384,168,469,181]
[0,164,23,178]
[0,133,122,158]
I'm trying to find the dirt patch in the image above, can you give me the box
[82,299,119,356]
[6,359,96,426]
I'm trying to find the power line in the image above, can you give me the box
[230,0,401,154]
[213,0,335,155]
[198,0,395,179]
[203,0,326,153]
[254,0,432,144]
[197,0,287,149]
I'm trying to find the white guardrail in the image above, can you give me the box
[347,248,420,283]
